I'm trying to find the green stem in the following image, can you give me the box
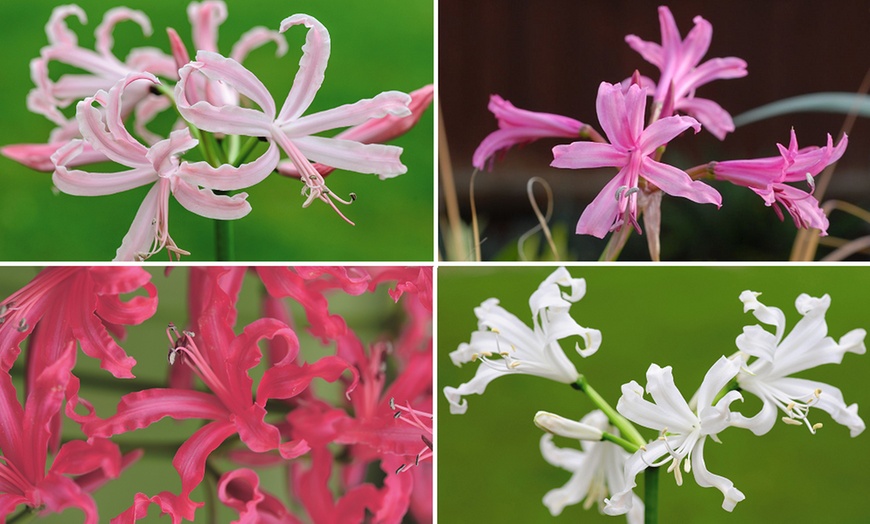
[644,466,660,524]
[573,375,646,447]
[204,460,220,524]
[214,214,235,261]
[6,508,38,524]
[601,431,639,453]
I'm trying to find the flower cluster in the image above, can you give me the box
[473,5,845,257]
[444,267,864,521]
[2,2,433,260]
[0,266,432,523]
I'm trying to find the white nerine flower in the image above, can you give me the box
[606,357,746,516]
[537,410,643,523]
[443,267,602,414]
[732,290,866,436]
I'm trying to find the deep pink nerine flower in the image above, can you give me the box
[0,347,139,523]
[472,95,588,171]
[52,73,278,261]
[84,268,355,518]
[626,6,747,139]
[175,14,412,223]
[551,82,721,238]
[712,129,847,234]
[0,266,156,377]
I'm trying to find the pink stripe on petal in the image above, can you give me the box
[173,420,237,498]
[576,173,627,238]
[84,389,228,438]
[46,5,86,46]
[551,142,625,170]
[76,99,148,166]
[284,91,411,137]
[638,114,700,154]
[96,8,152,57]
[294,135,406,178]
[230,26,288,63]
[178,141,279,191]
[187,0,227,53]
[173,181,252,220]
[114,184,161,262]
[277,14,330,123]
[192,51,276,116]
[642,158,721,206]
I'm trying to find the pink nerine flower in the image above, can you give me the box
[626,6,747,139]
[712,129,847,235]
[0,347,139,523]
[175,14,412,223]
[84,268,354,518]
[52,73,278,261]
[472,95,587,171]
[551,82,721,238]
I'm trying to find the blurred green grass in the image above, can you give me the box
[0,0,433,261]
[438,266,870,523]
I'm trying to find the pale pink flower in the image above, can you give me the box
[175,14,412,223]
[472,95,588,171]
[52,73,278,261]
[712,129,847,234]
[27,5,175,127]
[551,82,721,238]
[626,6,747,139]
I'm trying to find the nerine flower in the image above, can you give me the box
[712,129,848,235]
[176,14,412,223]
[444,267,602,414]
[84,268,354,518]
[606,357,746,516]
[52,73,278,261]
[535,410,643,523]
[732,290,865,436]
[625,6,747,139]
[0,347,139,523]
[472,95,588,171]
[551,82,721,238]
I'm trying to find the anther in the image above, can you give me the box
[17,318,28,332]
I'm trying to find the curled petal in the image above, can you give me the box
[172,179,252,220]
[95,7,152,57]
[230,26,289,63]
[176,52,275,134]
[177,141,280,191]
[277,14,330,123]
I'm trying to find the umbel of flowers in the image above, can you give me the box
[2,2,433,260]
[473,5,845,260]
[444,267,865,522]
[0,266,433,523]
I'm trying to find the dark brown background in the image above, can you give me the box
[439,0,870,259]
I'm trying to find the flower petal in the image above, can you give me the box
[277,14,330,124]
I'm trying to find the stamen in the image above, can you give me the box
[17,318,28,332]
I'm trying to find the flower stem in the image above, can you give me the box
[214,213,235,261]
[645,466,660,524]
[6,508,38,524]
[573,375,646,447]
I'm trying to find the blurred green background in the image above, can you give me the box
[2,266,409,522]
[439,265,870,522]
[0,0,434,261]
